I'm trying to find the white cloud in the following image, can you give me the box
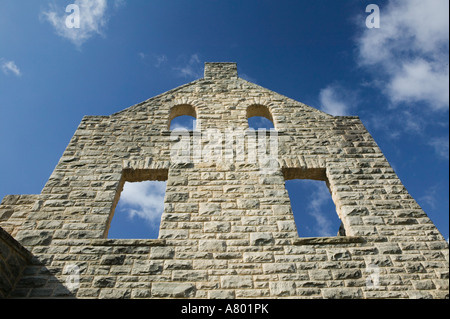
[41,0,124,48]
[357,0,449,110]
[117,181,167,226]
[318,84,357,116]
[1,59,21,77]
[388,59,449,110]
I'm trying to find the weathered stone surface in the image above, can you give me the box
[269,281,296,296]
[151,247,175,259]
[131,261,163,275]
[93,276,116,288]
[208,290,235,299]
[263,263,296,274]
[243,252,274,263]
[198,240,227,252]
[15,230,52,246]
[221,275,253,289]
[250,233,274,246]
[198,203,221,215]
[172,270,208,281]
[151,282,196,298]
[100,255,125,265]
[204,222,231,233]
[322,288,363,299]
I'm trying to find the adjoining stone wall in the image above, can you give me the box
[0,195,40,238]
[0,63,448,299]
[0,227,32,298]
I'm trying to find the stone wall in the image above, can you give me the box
[0,227,32,298]
[0,63,448,299]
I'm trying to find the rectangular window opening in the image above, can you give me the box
[283,168,345,238]
[106,169,168,239]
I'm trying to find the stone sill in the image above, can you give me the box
[161,129,284,136]
[90,239,166,247]
[293,236,366,246]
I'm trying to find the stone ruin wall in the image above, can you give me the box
[0,63,448,299]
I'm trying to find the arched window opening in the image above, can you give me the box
[247,104,275,130]
[169,104,197,130]
[283,168,344,238]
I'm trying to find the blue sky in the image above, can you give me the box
[0,0,448,240]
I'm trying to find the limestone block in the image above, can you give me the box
[322,288,363,299]
[151,247,175,259]
[262,263,296,274]
[204,222,231,233]
[172,270,208,281]
[250,233,274,246]
[131,261,163,275]
[198,240,227,252]
[198,203,221,215]
[221,276,253,289]
[269,281,296,296]
[243,252,274,263]
[100,255,125,265]
[151,282,196,298]
[15,230,52,246]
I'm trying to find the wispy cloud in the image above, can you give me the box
[318,84,357,116]
[362,110,421,142]
[154,54,168,68]
[1,59,21,77]
[174,54,203,79]
[139,53,168,68]
[41,0,125,48]
[397,110,425,134]
[429,136,449,160]
[139,53,204,80]
[419,186,439,210]
[117,181,166,226]
[306,181,336,237]
[356,0,449,110]
[240,73,258,83]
